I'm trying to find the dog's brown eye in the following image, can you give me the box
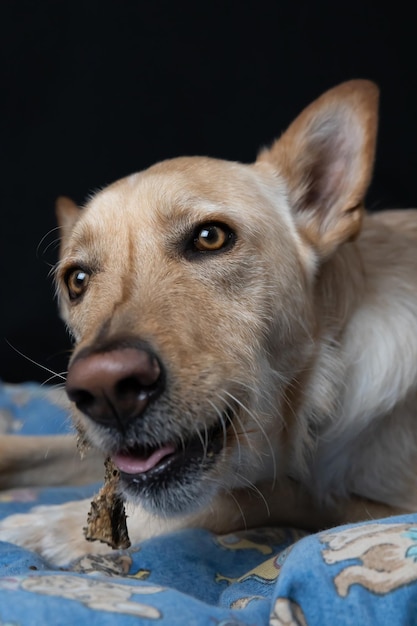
[65,268,90,300]
[193,223,234,253]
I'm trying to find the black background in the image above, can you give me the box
[1,1,416,383]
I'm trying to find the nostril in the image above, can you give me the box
[117,376,144,397]
[67,388,96,414]
[116,376,159,400]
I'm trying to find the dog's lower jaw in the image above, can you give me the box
[110,415,234,516]
[119,453,224,517]
[122,473,220,518]
[75,401,243,516]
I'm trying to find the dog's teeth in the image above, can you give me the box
[112,445,176,474]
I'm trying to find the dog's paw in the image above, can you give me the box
[0,498,112,566]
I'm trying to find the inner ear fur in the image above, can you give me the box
[257,80,379,258]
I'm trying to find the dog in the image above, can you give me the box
[1,80,417,566]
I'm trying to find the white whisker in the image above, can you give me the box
[210,396,244,465]
[206,399,228,455]
[42,372,68,386]
[5,339,66,383]
[223,389,277,480]
[36,226,63,259]
[223,489,248,530]
[234,472,271,518]
[202,477,249,530]
[41,237,63,258]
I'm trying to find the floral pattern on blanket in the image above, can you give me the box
[1,380,417,625]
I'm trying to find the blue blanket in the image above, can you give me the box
[1,381,417,625]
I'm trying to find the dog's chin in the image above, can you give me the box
[112,418,228,516]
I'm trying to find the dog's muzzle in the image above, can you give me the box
[66,341,164,425]
[66,340,230,513]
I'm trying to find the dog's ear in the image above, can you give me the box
[257,80,379,258]
[55,196,81,255]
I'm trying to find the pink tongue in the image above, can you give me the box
[112,444,176,475]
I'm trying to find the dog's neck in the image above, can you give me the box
[286,215,417,505]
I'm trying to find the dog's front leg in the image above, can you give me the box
[0,494,200,567]
[0,494,225,567]
[0,498,111,566]
[189,478,333,534]
[189,478,407,534]
[0,483,305,567]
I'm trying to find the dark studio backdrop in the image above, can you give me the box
[1,1,416,383]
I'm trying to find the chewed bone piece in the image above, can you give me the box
[84,457,131,549]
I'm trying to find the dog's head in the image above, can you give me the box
[55,80,378,515]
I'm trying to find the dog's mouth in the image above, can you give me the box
[111,415,229,509]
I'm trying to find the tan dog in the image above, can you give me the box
[1,80,417,566]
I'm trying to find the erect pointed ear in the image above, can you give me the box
[55,196,82,256]
[257,80,379,259]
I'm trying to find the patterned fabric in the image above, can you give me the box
[1,381,417,625]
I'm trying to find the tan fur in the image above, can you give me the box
[0,436,102,489]
[1,80,417,566]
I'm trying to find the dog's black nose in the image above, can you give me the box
[66,346,163,427]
